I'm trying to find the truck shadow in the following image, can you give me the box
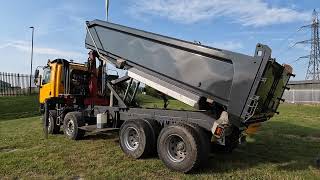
[200,121,320,174]
[82,131,119,141]
[75,121,319,174]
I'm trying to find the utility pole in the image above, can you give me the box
[29,26,34,95]
[294,9,320,80]
[105,0,109,22]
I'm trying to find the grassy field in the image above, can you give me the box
[137,95,194,110]
[0,95,39,120]
[0,96,320,179]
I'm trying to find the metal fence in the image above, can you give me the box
[283,89,320,104]
[0,72,38,96]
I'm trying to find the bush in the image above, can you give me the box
[144,85,160,98]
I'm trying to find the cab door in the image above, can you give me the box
[39,66,52,104]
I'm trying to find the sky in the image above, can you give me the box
[0,0,319,80]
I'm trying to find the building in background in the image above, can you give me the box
[283,80,320,103]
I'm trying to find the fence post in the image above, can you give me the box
[17,74,20,96]
[5,73,8,96]
[9,73,12,96]
[24,74,27,95]
[22,74,25,95]
[312,87,314,104]
[29,74,31,95]
[10,73,14,96]
[13,73,16,96]
[292,89,295,104]
[0,72,2,96]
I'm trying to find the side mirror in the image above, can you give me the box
[34,69,39,79]
[34,69,40,85]
[34,78,39,85]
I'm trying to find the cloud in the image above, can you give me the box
[130,0,310,26]
[207,41,243,51]
[0,40,83,58]
[32,1,89,37]
[0,42,13,49]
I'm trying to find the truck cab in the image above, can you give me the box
[38,60,65,104]
[35,59,103,107]
[34,57,110,126]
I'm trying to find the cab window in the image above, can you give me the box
[42,67,51,85]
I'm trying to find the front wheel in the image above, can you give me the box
[42,110,60,134]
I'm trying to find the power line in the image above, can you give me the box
[274,26,309,62]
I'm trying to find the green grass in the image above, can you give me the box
[138,95,195,110]
[1,99,320,179]
[0,95,39,120]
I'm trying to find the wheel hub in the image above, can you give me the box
[124,127,139,151]
[176,142,185,151]
[66,120,75,136]
[166,134,187,162]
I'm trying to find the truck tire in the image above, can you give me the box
[63,112,85,140]
[142,118,161,155]
[186,123,211,166]
[42,110,60,134]
[119,119,154,159]
[157,124,203,173]
[49,110,60,134]
[211,127,240,153]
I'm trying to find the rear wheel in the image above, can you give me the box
[142,119,161,155]
[119,119,154,159]
[186,123,211,166]
[63,112,85,140]
[157,124,204,173]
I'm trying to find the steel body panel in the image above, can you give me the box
[85,20,273,120]
[128,68,200,107]
[95,106,215,132]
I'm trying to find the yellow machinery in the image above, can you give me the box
[37,60,88,104]
[34,55,109,136]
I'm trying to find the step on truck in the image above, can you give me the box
[34,19,294,173]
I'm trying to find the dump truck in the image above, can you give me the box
[34,19,294,173]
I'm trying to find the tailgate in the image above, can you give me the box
[246,61,293,123]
